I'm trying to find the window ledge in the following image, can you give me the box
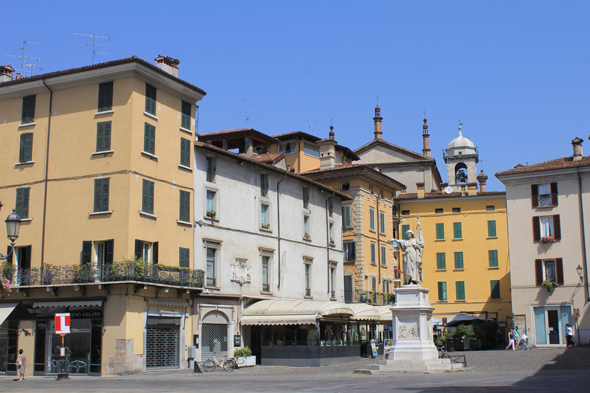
[452,238,463,241]
[260,227,272,233]
[180,127,192,135]
[205,286,221,291]
[487,236,498,239]
[437,300,448,303]
[303,237,312,242]
[18,122,36,128]
[260,291,273,296]
[204,216,219,222]
[177,220,193,227]
[369,229,376,233]
[95,110,114,116]
[178,164,193,171]
[304,295,314,299]
[488,266,500,270]
[139,211,158,219]
[89,211,113,216]
[436,269,446,272]
[143,111,159,120]
[20,218,33,222]
[15,161,35,166]
[141,151,159,160]
[536,205,555,209]
[434,239,445,242]
[92,150,114,156]
[455,300,466,302]
[454,268,464,271]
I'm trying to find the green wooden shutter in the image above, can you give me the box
[135,240,143,260]
[179,190,190,222]
[401,224,410,237]
[22,95,36,124]
[437,253,446,270]
[344,276,353,303]
[98,81,113,112]
[82,241,93,264]
[20,133,33,162]
[15,188,29,218]
[180,138,190,167]
[488,220,497,237]
[102,178,110,212]
[94,179,102,212]
[145,84,156,114]
[438,282,447,301]
[106,239,114,264]
[453,222,462,239]
[454,252,464,269]
[179,247,190,268]
[152,242,159,264]
[96,121,111,152]
[144,123,155,154]
[6,246,13,264]
[181,101,191,129]
[456,281,465,300]
[491,280,500,299]
[489,250,498,268]
[436,223,444,240]
[142,180,152,213]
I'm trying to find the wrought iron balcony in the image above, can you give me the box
[1,262,205,289]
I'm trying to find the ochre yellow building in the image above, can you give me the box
[396,188,512,324]
[0,57,205,375]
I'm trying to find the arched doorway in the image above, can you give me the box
[201,311,229,360]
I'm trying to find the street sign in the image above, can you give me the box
[55,313,71,335]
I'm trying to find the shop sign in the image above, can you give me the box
[55,313,71,335]
[70,310,102,319]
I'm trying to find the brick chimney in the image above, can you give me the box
[373,105,383,140]
[573,137,583,161]
[422,118,431,157]
[0,65,15,83]
[155,55,180,77]
[318,126,338,169]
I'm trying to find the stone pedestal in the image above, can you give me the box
[388,284,438,360]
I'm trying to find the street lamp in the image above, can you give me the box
[0,206,22,261]
[576,265,584,282]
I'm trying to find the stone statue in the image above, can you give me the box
[391,216,424,285]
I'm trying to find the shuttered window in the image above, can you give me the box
[535,258,564,286]
[142,180,155,214]
[19,133,33,162]
[179,247,190,268]
[370,242,376,265]
[456,281,466,301]
[342,205,352,228]
[261,174,269,197]
[179,190,190,222]
[144,123,156,154]
[532,183,558,207]
[206,157,215,182]
[343,242,356,261]
[302,187,309,208]
[94,178,110,212]
[96,121,112,152]
[98,81,113,112]
[180,138,191,167]
[453,222,462,239]
[436,253,446,270]
[436,223,444,240]
[490,280,500,299]
[489,250,498,268]
[344,275,353,303]
[15,187,30,218]
[454,252,464,269]
[369,208,375,231]
[22,95,36,124]
[145,83,157,115]
[401,224,410,238]
[438,282,447,301]
[380,211,386,234]
[487,220,497,237]
[380,245,387,267]
[181,101,191,130]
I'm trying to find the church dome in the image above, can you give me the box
[446,125,477,155]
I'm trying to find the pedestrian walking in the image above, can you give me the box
[16,349,27,381]
[506,330,515,350]
[565,323,575,347]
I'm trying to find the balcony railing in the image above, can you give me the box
[1,262,204,288]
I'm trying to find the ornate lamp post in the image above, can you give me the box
[0,202,22,261]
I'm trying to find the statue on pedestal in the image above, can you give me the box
[391,215,425,285]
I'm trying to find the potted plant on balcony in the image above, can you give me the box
[329,238,335,246]
[261,223,270,229]
[303,232,310,240]
[0,275,12,298]
[206,210,216,219]
[542,279,557,293]
[541,236,555,243]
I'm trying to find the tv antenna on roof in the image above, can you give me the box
[4,40,40,77]
[235,99,259,127]
[300,117,317,133]
[74,33,110,64]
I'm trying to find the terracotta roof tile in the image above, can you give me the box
[396,191,505,200]
[250,152,285,164]
[496,156,590,177]
[300,164,357,174]
[199,128,253,136]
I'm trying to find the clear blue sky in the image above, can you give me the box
[3,0,589,191]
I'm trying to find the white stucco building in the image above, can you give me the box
[496,137,590,346]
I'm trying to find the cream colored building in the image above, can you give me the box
[0,57,205,375]
[497,137,590,346]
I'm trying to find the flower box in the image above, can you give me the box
[541,236,555,243]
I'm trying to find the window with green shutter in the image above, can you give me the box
[380,211,386,234]
[19,133,33,162]
[453,222,462,239]
[98,81,113,112]
[179,247,190,268]
[142,179,154,214]
[15,187,30,218]
[490,280,500,299]
[342,205,352,228]
[369,208,375,231]
[180,138,191,167]
[181,101,191,130]
[96,121,112,152]
[401,224,410,238]
[436,223,444,240]
[94,178,110,212]
[179,190,190,222]
[438,282,447,301]
[22,95,36,124]
[489,250,499,268]
[145,83,157,115]
[456,281,465,300]
[370,242,376,265]
[454,252,464,269]
[488,220,497,237]
[144,123,156,154]
[436,253,446,270]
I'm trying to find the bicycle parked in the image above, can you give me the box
[202,355,238,372]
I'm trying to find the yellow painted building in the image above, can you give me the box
[396,189,512,324]
[0,57,205,375]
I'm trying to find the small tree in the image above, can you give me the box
[452,324,475,340]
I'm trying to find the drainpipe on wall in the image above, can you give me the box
[40,80,54,276]
[576,168,589,303]
[276,174,287,289]
[324,191,335,295]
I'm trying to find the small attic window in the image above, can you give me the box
[435,208,444,214]
[341,182,350,191]
[452,207,461,213]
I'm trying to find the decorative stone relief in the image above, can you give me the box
[231,258,252,285]
[398,319,420,340]
[427,317,433,341]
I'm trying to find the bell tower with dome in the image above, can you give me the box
[443,123,478,192]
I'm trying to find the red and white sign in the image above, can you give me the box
[55,313,71,335]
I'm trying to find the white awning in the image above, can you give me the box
[241,299,354,326]
[0,303,18,326]
[375,306,393,322]
[348,304,380,321]
[33,300,102,309]
[148,299,189,308]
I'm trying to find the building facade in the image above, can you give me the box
[0,57,206,375]
[497,137,590,346]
